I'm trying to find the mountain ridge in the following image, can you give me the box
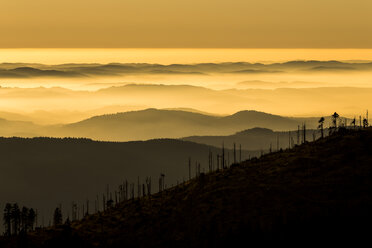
[0,108,352,142]
[1,60,372,78]
[59,109,320,141]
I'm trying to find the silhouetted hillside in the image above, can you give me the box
[0,137,254,234]
[4,128,371,247]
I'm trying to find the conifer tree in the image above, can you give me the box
[363,118,368,128]
[332,112,340,129]
[11,203,21,235]
[28,208,36,231]
[53,207,62,226]
[20,206,29,231]
[3,203,12,236]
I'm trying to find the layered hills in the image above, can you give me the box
[0,108,343,141]
[3,127,370,247]
[1,61,372,78]
[182,127,319,150]
[59,109,307,141]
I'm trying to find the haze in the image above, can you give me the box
[1,56,372,127]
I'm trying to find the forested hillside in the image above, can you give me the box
[0,137,254,233]
[3,128,370,247]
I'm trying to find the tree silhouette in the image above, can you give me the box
[146,177,152,196]
[20,206,29,232]
[222,142,225,169]
[366,110,369,128]
[3,204,36,235]
[318,117,325,138]
[363,118,368,128]
[159,173,165,191]
[11,203,21,235]
[3,203,12,236]
[106,199,114,208]
[53,207,62,226]
[65,217,71,226]
[332,112,340,130]
[239,144,242,163]
[351,117,356,129]
[188,157,191,180]
[233,143,236,164]
[28,208,36,231]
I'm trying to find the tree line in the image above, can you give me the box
[3,203,36,236]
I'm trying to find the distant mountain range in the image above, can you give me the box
[0,108,351,142]
[53,109,353,142]
[1,60,372,78]
[59,109,306,141]
[183,127,322,151]
[1,83,371,122]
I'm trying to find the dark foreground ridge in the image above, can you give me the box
[2,128,372,247]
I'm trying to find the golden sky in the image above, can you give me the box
[1,0,372,48]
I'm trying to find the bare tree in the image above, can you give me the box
[239,144,242,163]
[233,143,236,164]
[351,117,356,129]
[363,118,368,128]
[188,157,191,180]
[146,177,152,196]
[363,110,369,128]
[318,117,325,138]
[222,142,225,169]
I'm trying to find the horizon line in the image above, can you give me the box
[2,48,372,50]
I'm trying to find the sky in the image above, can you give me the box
[1,0,372,48]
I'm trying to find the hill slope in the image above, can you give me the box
[8,128,372,247]
[0,137,254,233]
[182,127,320,150]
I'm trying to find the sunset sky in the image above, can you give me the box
[1,0,372,48]
[0,0,372,121]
